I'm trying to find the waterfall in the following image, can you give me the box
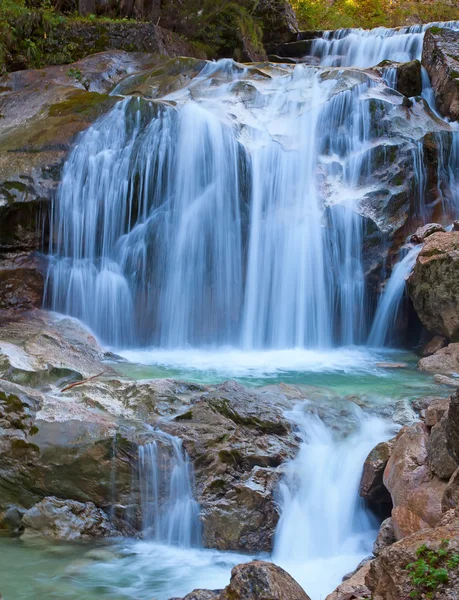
[273,404,394,599]
[309,21,459,67]
[47,63,376,349]
[138,432,201,548]
[368,245,422,348]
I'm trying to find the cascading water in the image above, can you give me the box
[47,63,379,349]
[308,21,459,67]
[138,432,201,548]
[273,402,394,599]
[368,245,422,348]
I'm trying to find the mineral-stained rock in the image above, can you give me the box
[161,381,297,552]
[419,344,459,376]
[22,496,116,540]
[410,222,445,243]
[422,28,459,121]
[360,440,393,504]
[425,397,450,427]
[325,561,372,600]
[446,390,459,464]
[409,232,459,341]
[428,416,458,481]
[373,517,396,556]
[383,422,447,538]
[366,525,459,600]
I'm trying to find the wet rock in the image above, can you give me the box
[446,390,459,464]
[410,222,445,243]
[442,468,459,511]
[433,374,459,387]
[360,440,393,504]
[162,381,297,552]
[422,28,459,121]
[383,422,447,538]
[373,517,396,556]
[409,232,459,341]
[170,592,220,600]
[422,335,448,357]
[0,506,26,534]
[428,417,458,480]
[256,0,299,45]
[366,525,459,600]
[0,254,46,311]
[22,496,116,540]
[375,59,422,97]
[325,560,372,600]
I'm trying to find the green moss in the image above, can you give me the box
[175,410,193,421]
[218,449,243,465]
[48,90,116,119]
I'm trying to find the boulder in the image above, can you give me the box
[325,561,372,600]
[417,344,459,376]
[373,517,396,556]
[383,423,447,538]
[422,335,448,357]
[221,561,311,600]
[409,232,459,341]
[422,28,459,121]
[410,222,445,243]
[256,0,299,45]
[366,525,459,600]
[446,390,459,464]
[425,397,450,427]
[428,417,458,480]
[22,496,116,540]
[375,59,422,97]
[161,381,297,552]
[359,440,393,504]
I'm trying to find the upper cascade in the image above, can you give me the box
[307,21,459,67]
[46,51,458,350]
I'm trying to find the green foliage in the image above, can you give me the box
[291,0,459,30]
[405,540,459,599]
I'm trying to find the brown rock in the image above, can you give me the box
[410,222,445,243]
[425,397,450,427]
[383,423,447,537]
[422,335,448,357]
[220,561,311,600]
[359,440,393,504]
[366,525,459,600]
[409,232,459,341]
[419,344,459,376]
[391,505,431,539]
[422,28,459,121]
[373,517,396,556]
[446,390,459,464]
[325,561,372,600]
[442,467,459,511]
[428,417,458,480]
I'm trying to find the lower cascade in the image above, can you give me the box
[138,432,201,548]
[273,406,393,598]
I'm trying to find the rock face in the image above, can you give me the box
[383,422,447,539]
[22,496,116,540]
[409,232,459,342]
[366,526,459,600]
[446,390,459,465]
[419,343,459,376]
[422,28,459,121]
[373,517,396,556]
[360,440,393,505]
[172,561,311,600]
[162,381,297,552]
[428,416,458,480]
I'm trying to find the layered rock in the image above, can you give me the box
[162,381,297,552]
[422,28,459,121]
[409,232,459,342]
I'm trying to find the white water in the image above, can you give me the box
[368,245,422,347]
[47,64,376,348]
[273,405,395,599]
[138,432,201,547]
[309,21,459,67]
